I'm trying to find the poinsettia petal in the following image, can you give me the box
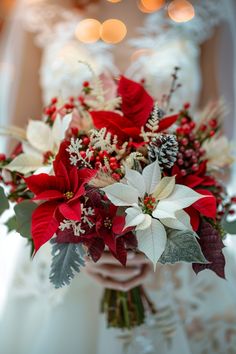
[142,160,161,194]
[27,120,53,152]
[59,202,82,221]
[102,183,139,206]
[125,166,146,198]
[152,207,176,220]
[157,184,206,213]
[157,114,178,132]
[6,153,44,174]
[118,76,154,127]
[125,206,146,229]
[136,214,152,231]
[52,113,72,149]
[32,201,59,252]
[185,206,200,231]
[152,176,176,200]
[192,189,217,219]
[161,210,193,231]
[54,160,70,191]
[136,219,167,270]
[33,190,64,201]
[25,173,58,195]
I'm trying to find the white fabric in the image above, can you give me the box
[0,1,236,354]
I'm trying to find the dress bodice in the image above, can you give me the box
[22,0,226,111]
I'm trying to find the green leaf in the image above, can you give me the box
[222,218,236,235]
[5,216,17,232]
[159,229,208,264]
[49,239,85,288]
[0,186,9,216]
[14,200,37,239]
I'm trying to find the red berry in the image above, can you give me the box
[109,157,117,163]
[190,121,196,129]
[200,124,207,132]
[180,169,187,176]
[177,159,184,166]
[193,140,200,149]
[209,130,215,137]
[51,97,58,104]
[209,119,217,128]
[176,127,184,135]
[83,81,89,87]
[199,148,205,156]
[110,162,118,170]
[95,161,102,169]
[83,137,90,146]
[112,173,121,181]
[189,132,195,141]
[192,164,199,172]
[191,155,198,163]
[185,149,193,158]
[181,138,189,146]
[0,153,6,161]
[184,103,190,110]
[69,96,75,102]
[182,124,191,134]
[181,117,188,125]
[231,197,236,203]
[80,151,86,159]
[96,156,101,162]
[229,209,235,215]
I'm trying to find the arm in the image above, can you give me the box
[0,8,43,132]
[199,27,221,108]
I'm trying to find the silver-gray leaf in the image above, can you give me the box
[50,239,85,288]
[159,229,208,264]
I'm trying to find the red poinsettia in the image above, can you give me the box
[57,201,137,265]
[91,76,178,143]
[25,158,96,252]
[171,163,217,231]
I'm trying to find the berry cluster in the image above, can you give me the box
[175,104,220,176]
[77,135,122,181]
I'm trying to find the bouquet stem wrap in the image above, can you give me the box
[101,286,156,330]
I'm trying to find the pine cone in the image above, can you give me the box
[148,134,178,169]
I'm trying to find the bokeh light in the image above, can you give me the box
[75,19,101,43]
[100,19,127,44]
[106,0,122,3]
[139,0,165,13]
[168,0,195,23]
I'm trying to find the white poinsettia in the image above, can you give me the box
[102,160,206,269]
[6,114,72,175]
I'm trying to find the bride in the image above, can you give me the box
[0,1,236,353]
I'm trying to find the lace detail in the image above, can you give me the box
[130,0,226,50]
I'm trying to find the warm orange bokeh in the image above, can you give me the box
[100,19,127,44]
[106,0,122,3]
[168,0,195,23]
[75,18,101,43]
[139,0,165,13]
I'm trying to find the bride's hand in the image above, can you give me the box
[84,252,153,292]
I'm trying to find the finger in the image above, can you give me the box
[85,268,130,291]
[91,263,141,278]
[118,263,153,292]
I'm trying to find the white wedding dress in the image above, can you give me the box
[1,1,236,354]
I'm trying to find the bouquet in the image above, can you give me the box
[1,66,236,330]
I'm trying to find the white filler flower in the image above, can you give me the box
[102,160,206,269]
[6,114,72,175]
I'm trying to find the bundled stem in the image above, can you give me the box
[101,286,156,330]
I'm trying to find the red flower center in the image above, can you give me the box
[104,217,112,229]
[143,196,156,213]
[64,191,74,200]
